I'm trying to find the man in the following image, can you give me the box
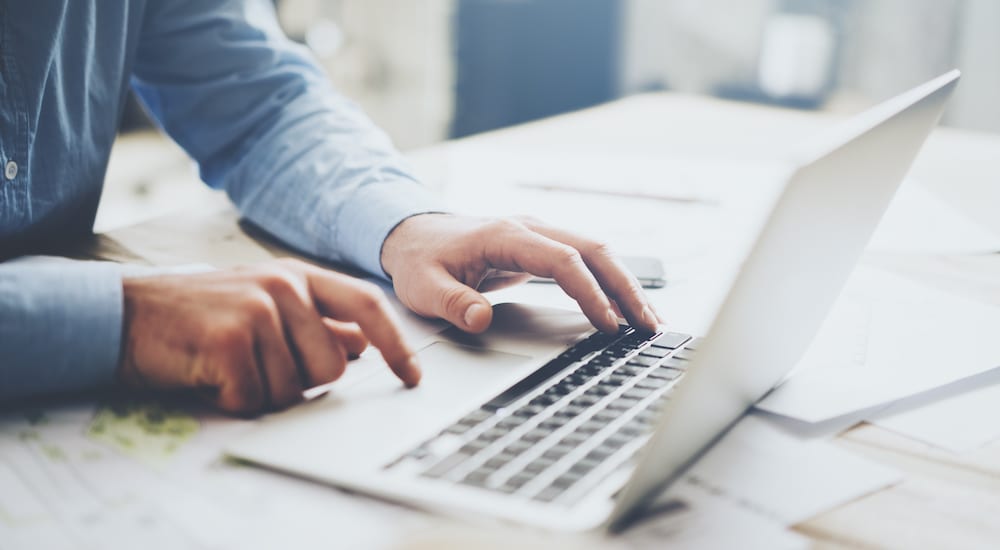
[0,0,659,414]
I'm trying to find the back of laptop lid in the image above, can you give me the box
[607,70,960,531]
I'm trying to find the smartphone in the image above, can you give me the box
[530,255,667,289]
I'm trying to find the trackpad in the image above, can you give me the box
[233,341,534,472]
[346,340,533,402]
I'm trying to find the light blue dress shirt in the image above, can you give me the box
[0,0,440,401]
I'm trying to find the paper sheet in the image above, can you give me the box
[869,182,1000,254]
[0,400,411,550]
[869,367,1000,453]
[757,266,1000,423]
[661,415,902,525]
[0,398,902,549]
[624,486,809,550]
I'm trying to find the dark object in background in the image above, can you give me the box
[451,0,621,138]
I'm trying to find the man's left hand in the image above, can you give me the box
[381,214,661,334]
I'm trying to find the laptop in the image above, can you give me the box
[227,71,960,532]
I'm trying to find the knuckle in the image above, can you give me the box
[255,267,300,298]
[440,285,469,315]
[241,288,279,323]
[555,246,583,267]
[353,283,388,314]
[586,240,615,259]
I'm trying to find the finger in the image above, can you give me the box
[302,268,421,387]
[322,319,369,358]
[262,272,349,387]
[208,336,266,416]
[252,296,306,409]
[400,265,494,333]
[482,225,619,333]
[522,221,660,332]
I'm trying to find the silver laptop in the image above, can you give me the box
[227,71,959,532]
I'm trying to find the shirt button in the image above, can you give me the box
[4,160,17,180]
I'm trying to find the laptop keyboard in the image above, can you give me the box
[386,326,699,505]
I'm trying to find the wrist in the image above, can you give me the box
[380,213,449,278]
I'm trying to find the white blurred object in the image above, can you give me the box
[757,13,835,99]
[871,369,1000,453]
[304,19,344,58]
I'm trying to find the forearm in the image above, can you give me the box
[131,0,442,279]
[0,258,125,401]
[219,90,443,278]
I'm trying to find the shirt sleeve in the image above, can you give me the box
[129,0,442,278]
[0,258,125,402]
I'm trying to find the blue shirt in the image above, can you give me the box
[0,0,440,401]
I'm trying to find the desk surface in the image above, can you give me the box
[57,93,1000,548]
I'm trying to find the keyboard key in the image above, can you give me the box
[624,387,653,400]
[552,471,584,489]
[662,358,689,370]
[578,363,605,377]
[570,457,602,476]
[503,472,535,492]
[606,373,630,386]
[587,446,614,461]
[524,457,556,474]
[587,384,614,397]
[459,440,490,455]
[560,431,590,446]
[554,408,578,420]
[482,455,512,471]
[627,355,660,368]
[572,395,601,408]
[444,423,473,436]
[589,354,616,367]
[504,439,534,455]
[672,348,696,361]
[591,408,620,423]
[533,484,567,503]
[422,451,472,478]
[577,420,604,435]
[685,337,704,351]
[497,416,525,431]
[461,470,492,487]
[522,429,548,443]
[608,397,641,411]
[539,417,569,431]
[531,394,559,407]
[647,366,683,380]
[633,408,659,427]
[479,427,506,442]
[639,346,671,359]
[542,446,572,461]
[461,409,493,424]
[616,365,646,376]
[650,332,690,350]
[634,376,671,390]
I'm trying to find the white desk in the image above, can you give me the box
[10,92,1000,549]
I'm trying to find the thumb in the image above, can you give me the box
[408,267,493,333]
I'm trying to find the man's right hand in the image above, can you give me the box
[118,258,421,415]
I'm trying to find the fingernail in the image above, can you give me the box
[464,303,486,329]
[405,356,422,388]
[642,305,659,328]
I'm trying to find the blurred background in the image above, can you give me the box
[103,0,999,230]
